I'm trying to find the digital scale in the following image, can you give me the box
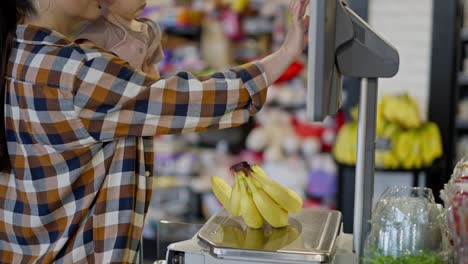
[161,209,357,264]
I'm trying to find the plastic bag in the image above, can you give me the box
[364,186,450,263]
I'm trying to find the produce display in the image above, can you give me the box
[364,250,443,264]
[333,94,443,169]
[211,162,303,228]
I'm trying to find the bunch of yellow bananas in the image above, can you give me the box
[333,94,443,169]
[211,162,303,229]
[394,122,443,169]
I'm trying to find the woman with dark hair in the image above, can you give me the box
[0,0,309,263]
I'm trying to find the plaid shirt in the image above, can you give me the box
[0,25,268,263]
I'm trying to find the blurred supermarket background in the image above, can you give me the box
[136,0,468,260]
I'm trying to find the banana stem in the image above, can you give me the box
[230,162,253,177]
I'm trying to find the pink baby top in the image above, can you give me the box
[76,11,164,73]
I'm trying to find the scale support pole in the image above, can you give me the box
[353,78,378,260]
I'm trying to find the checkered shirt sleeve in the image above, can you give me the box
[74,51,269,140]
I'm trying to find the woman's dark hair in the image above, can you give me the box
[0,0,35,172]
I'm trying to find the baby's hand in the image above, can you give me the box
[281,0,310,59]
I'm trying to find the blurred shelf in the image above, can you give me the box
[164,26,202,40]
[462,28,468,43]
[335,160,439,174]
[458,72,468,85]
[266,102,306,112]
[457,119,468,130]
[244,31,274,37]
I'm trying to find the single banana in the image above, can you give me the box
[244,176,289,228]
[389,153,399,169]
[228,173,242,216]
[376,116,386,137]
[250,165,303,213]
[351,106,359,121]
[239,176,264,229]
[332,125,347,163]
[403,95,422,128]
[377,96,391,136]
[333,122,358,165]
[404,130,418,169]
[421,125,433,166]
[426,122,443,159]
[253,177,262,189]
[375,151,385,169]
[389,127,401,169]
[413,130,423,169]
[396,131,412,166]
[339,130,350,164]
[349,122,358,164]
[383,96,399,124]
[211,176,232,209]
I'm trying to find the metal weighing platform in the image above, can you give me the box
[158,209,358,264]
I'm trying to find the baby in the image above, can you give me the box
[76,0,164,78]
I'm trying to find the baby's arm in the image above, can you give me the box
[143,62,161,78]
[142,18,164,78]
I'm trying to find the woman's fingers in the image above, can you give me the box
[291,0,310,24]
[291,0,300,21]
[289,0,295,11]
[299,0,310,18]
[304,15,310,32]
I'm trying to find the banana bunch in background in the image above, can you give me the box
[395,122,443,169]
[333,94,443,170]
[211,162,303,229]
[332,122,358,165]
[382,94,421,129]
